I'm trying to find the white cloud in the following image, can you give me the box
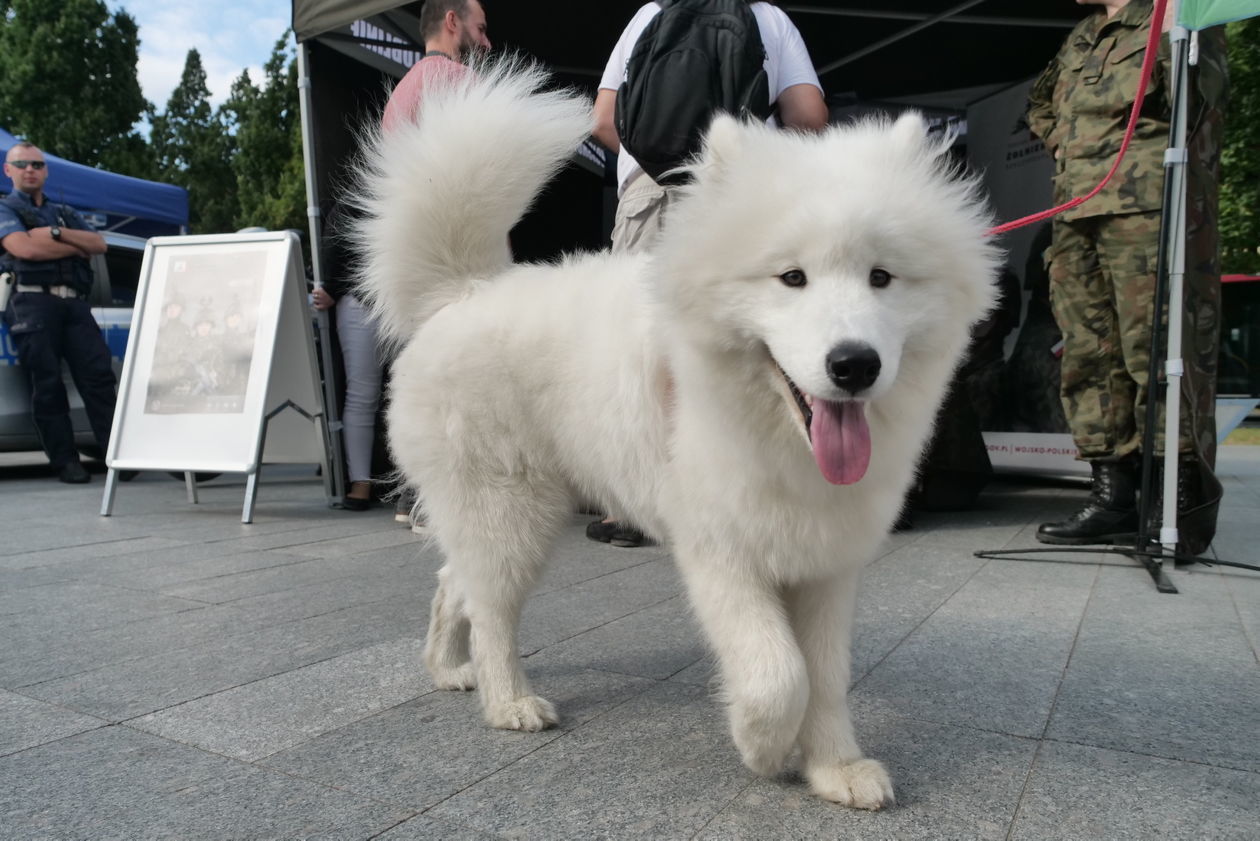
[110,0,290,110]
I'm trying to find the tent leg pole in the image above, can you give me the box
[297,41,347,503]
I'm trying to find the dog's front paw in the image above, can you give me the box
[807,758,895,810]
[429,661,477,691]
[484,695,558,732]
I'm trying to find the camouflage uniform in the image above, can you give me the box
[1027,1,1228,469]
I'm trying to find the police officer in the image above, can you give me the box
[1026,0,1228,555]
[1,141,116,483]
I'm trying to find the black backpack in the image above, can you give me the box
[615,0,771,185]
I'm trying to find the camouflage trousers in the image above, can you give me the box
[1047,210,1220,465]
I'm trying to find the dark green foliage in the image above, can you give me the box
[0,0,149,168]
[1,4,307,240]
[1221,19,1260,273]
[223,35,306,235]
[149,49,238,233]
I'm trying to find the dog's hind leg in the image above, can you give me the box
[679,560,808,776]
[425,565,476,690]
[432,478,569,732]
[786,567,895,810]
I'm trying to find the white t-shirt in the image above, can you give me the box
[599,1,823,195]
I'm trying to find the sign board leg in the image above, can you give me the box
[185,472,199,504]
[100,469,119,516]
[243,470,260,524]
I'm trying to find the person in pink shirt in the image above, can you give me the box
[381,0,491,132]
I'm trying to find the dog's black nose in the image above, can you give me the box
[826,342,881,394]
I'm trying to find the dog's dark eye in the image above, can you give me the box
[869,268,892,289]
[779,269,807,288]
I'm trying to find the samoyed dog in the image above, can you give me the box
[353,61,1000,810]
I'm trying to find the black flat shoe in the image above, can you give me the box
[586,519,618,543]
[341,496,372,511]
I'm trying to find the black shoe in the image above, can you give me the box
[586,519,618,543]
[58,462,91,484]
[341,495,372,511]
[1037,459,1138,545]
[1142,454,1223,556]
[586,519,648,547]
[609,525,647,548]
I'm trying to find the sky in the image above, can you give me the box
[107,0,293,110]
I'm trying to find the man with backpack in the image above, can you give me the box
[592,0,827,253]
[587,1,826,547]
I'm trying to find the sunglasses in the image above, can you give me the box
[7,160,46,170]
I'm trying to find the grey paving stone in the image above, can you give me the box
[852,559,1096,738]
[1227,571,1260,662]
[1010,741,1260,840]
[1046,565,1260,771]
[530,595,706,680]
[852,543,987,681]
[0,603,265,689]
[0,535,186,574]
[263,662,656,811]
[375,814,503,840]
[156,545,429,605]
[131,637,432,761]
[668,654,718,686]
[535,521,672,596]
[0,725,412,840]
[69,542,327,595]
[219,552,438,627]
[21,599,427,720]
[276,525,423,558]
[698,713,1038,840]
[0,580,206,627]
[518,556,684,654]
[0,690,105,756]
[425,681,750,840]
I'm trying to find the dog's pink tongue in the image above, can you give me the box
[810,400,871,485]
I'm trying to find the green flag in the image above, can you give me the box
[1177,0,1260,29]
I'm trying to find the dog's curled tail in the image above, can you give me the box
[348,58,593,345]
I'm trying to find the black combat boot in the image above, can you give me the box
[1141,454,1223,557]
[1037,459,1138,545]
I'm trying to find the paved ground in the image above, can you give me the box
[1,449,1257,840]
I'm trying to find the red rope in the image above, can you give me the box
[987,0,1169,237]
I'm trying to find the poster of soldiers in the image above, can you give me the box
[144,249,268,414]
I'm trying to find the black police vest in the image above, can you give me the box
[0,192,94,295]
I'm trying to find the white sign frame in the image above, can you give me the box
[101,231,332,522]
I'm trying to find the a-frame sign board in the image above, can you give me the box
[100,231,333,522]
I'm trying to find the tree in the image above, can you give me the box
[150,49,236,233]
[0,0,149,169]
[1220,18,1260,273]
[222,34,306,234]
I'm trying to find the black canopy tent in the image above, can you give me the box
[290,0,1091,287]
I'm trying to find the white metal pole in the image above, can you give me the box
[296,41,348,504]
[1159,21,1192,556]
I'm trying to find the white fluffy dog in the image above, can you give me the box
[353,61,1000,810]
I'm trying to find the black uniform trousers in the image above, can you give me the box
[3,291,117,467]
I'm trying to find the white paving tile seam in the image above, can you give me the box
[1034,734,1260,776]
[384,677,671,820]
[15,601,421,699]
[1032,561,1102,740]
[125,637,432,761]
[849,556,997,689]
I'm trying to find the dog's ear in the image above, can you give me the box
[889,111,929,152]
[699,114,745,173]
